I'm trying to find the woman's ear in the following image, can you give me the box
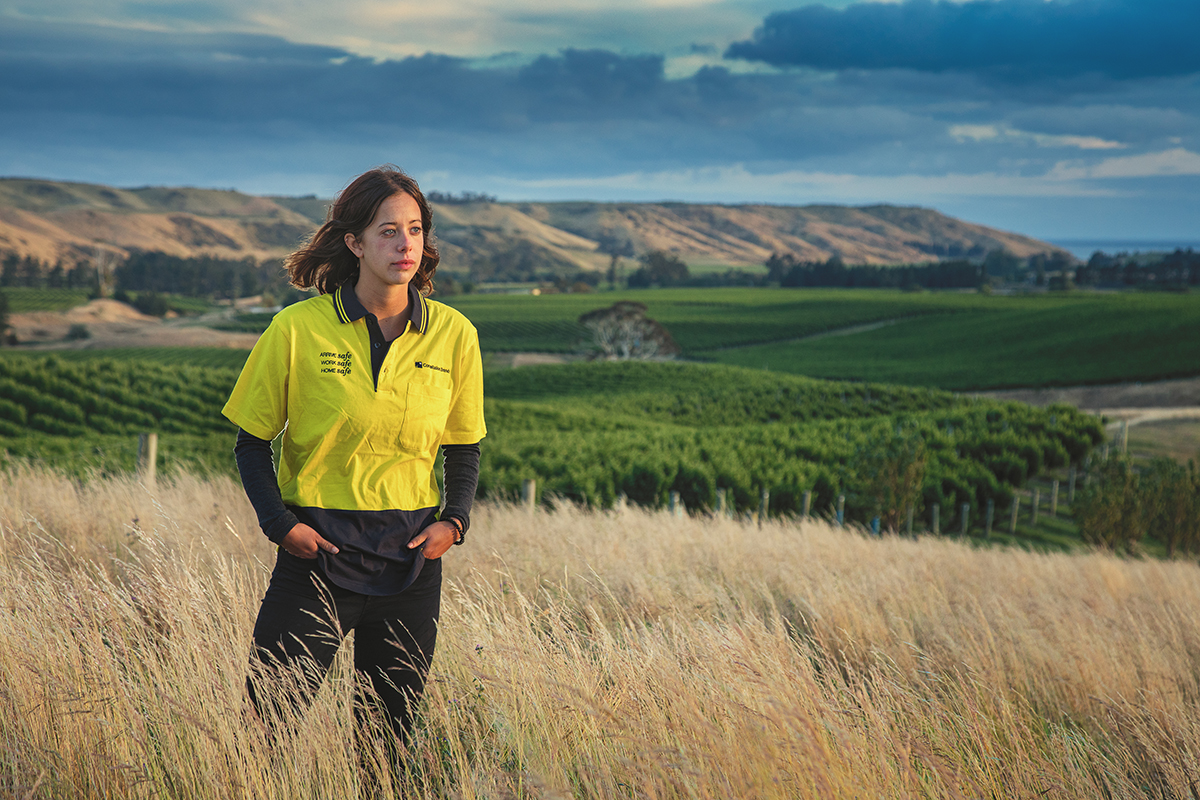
[344,231,363,258]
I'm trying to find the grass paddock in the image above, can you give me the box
[2,466,1199,798]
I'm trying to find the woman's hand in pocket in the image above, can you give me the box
[407,521,458,560]
[281,523,339,559]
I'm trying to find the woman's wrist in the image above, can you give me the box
[445,516,465,545]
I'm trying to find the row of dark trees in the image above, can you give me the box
[0,254,94,290]
[0,250,295,304]
[766,253,987,289]
[1075,249,1200,289]
[114,251,277,299]
[619,248,1077,291]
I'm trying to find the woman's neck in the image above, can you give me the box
[354,279,412,340]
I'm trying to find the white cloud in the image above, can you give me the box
[1048,147,1200,180]
[949,124,1125,150]
[7,0,770,60]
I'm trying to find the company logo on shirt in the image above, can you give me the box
[320,351,353,376]
[415,360,450,374]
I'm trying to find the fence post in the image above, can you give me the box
[522,479,536,513]
[670,491,683,519]
[716,488,726,517]
[985,498,994,538]
[802,490,812,518]
[758,488,770,528]
[1009,496,1020,535]
[931,503,940,536]
[960,502,970,537]
[1050,480,1059,517]
[906,505,914,538]
[1101,443,1110,461]
[836,495,845,528]
[1031,489,1040,526]
[1120,420,1129,454]
[137,432,157,490]
[1068,466,1077,505]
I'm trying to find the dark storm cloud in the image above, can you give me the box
[726,0,1200,80]
[0,19,914,162]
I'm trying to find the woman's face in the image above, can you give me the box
[344,192,425,294]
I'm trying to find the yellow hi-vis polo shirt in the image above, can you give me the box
[222,283,486,591]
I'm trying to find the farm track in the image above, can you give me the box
[705,315,915,352]
[976,375,1200,412]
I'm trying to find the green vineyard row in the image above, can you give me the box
[0,357,1105,530]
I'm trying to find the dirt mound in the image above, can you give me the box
[64,299,158,323]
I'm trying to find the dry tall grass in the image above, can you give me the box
[2,464,1200,798]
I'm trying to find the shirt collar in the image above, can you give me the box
[333,282,428,334]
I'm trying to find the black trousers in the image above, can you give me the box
[247,550,441,741]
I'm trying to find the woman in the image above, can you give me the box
[223,166,485,741]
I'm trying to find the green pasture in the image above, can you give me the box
[446,288,1200,389]
[1,287,90,312]
[446,287,960,353]
[705,292,1200,389]
[0,347,250,370]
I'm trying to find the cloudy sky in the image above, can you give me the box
[1,0,1198,241]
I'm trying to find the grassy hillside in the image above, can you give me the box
[4,474,1200,798]
[0,177,1066,272]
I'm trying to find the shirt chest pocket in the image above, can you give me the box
[399,383,452,453]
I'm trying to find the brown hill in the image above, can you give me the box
[0,177,1065,273]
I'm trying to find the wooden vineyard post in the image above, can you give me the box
[906,505,914,538]
[716,488,727,517]
[985,499,994,538]
[1030,489,1040,526]
[1009,496,1020,535]
[670,491,683,519]
[802,490,812,518]
[1068,466,1077,505]
[836,495,845,528]
[960,503,970,537]
[758,488,770,528]
[522,479,536,513]
[137,432,157,490]
[1051,480,1059,517]
[931,503,940,536]
[1120,420,1129,454]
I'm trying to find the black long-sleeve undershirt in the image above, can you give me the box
[234,428,480,544]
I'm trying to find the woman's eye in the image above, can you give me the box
[381,229,395,237]
[410,226,423,235]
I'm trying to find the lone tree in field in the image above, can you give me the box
[627,250,689,287]
[595,231,635,289]
[579,301,680,360]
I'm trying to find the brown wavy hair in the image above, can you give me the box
[286,165,440,296]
